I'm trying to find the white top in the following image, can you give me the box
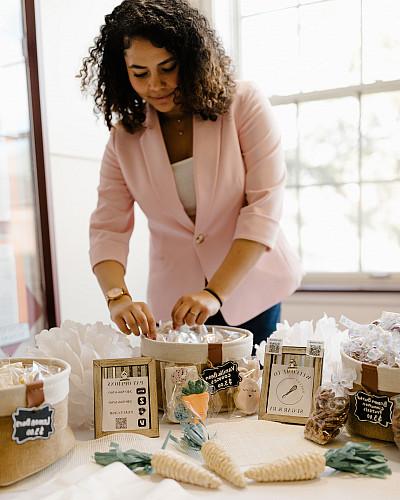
[171,157,196,222]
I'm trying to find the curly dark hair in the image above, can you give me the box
[79,0,236,133]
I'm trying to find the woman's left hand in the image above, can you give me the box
[171,290,221,329]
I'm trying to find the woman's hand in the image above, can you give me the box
[171,290,221,329]
[109,295,157,338]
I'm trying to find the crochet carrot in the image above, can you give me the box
[181,379,209,424]
[245,442,391,483]
[94,442,221,489]
[169,422,247,488]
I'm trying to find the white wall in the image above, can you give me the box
[37,0,149,325]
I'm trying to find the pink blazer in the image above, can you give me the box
[89,81,303,324]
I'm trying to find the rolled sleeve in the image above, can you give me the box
[233,82,286,250]
[89,128,135,271]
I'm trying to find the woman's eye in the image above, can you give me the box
[133,72,148,78]
[162,63,177,73]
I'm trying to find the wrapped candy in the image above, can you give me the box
[340,313,400,368]
[392,395,400,452]
[304,368,355,445]
[156,321,244,344]
[0,360,59,389]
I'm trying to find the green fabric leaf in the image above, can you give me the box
[94,442,153,474]
[325,442,391,478]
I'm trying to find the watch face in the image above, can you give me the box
[107,287,123,299]
[266,363,314,418]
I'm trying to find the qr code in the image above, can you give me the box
[307,341,324,358]
[267,339,282,354]
[115,417,127,430]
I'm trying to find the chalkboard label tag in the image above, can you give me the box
[354,391,393,428]
[201,361,242,394]
[12,404,55,444]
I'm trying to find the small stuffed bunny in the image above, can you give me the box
[233,363,260,415]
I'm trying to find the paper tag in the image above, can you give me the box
[12,404,54,444]
[101,376,150,431]
[266,338,283,355]
[354,391,393,428]
[201,361,242,394]
[306,340,324,358]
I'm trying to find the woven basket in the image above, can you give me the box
[141,325,253,417]
[341,350,400,442]
[0,357,75,486]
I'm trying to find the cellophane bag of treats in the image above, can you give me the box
[304,368,356,445]
[392,395,400,451]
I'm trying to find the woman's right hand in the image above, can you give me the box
[108,295,157,339]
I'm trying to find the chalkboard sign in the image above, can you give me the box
[12,404,54,444]
[201,361,242,393]
[354,391,393,428]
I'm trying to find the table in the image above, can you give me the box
[1,416,399,499]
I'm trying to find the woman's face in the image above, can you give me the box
[124,37,180,113]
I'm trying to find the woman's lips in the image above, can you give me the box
[149,92,174,102]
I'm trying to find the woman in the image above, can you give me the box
[81,0,302,344]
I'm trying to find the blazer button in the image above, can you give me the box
[195,233,205,244]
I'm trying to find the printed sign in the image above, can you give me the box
[93,358,159,439]
[12,404,54,444]
[102,375,150,432]
[201,361,242,393]
[354,391,393,428]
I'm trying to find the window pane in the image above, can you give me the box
[241,9,299,96]
[282,187,300,255]
[361,91,400,181]
[0,4,46,355]
[299,0,360,91]
[361,182,400,272]
[363,0,400,83]
[0,0,23,66]
[299,97,359,185]
[240,0,298,16]
[274,104,298,186]
[300,184,360,272]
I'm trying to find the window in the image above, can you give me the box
[214,0,400,290]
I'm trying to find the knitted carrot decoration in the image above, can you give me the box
[181,379,209,424]
[169,421,247,488]
[94,441,221,489]
[245,442,391,483]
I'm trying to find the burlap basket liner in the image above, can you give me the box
[141,326,253,412]
[341,350,400,442]
[0,358,75,486]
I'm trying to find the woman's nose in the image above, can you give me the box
[148,72,164,92]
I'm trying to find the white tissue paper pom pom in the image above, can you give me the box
[25,320,140,430]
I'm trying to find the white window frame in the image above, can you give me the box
[211,0,400,292]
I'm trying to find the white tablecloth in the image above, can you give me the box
[1,416,399,499]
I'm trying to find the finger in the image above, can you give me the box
[171,297,184,320]
[131,308,149,336]
[114,317,131,335]
[185,309,201,327]
[173,303,190,329]
[139,303,157,338]
[124,312,140,336]
[196,310,209,325]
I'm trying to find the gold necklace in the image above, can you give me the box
[160,113,189,137]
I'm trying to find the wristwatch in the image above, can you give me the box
[105,287,131,307]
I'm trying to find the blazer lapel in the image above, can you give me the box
[193,115,221,230]
[139,105,194,230]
